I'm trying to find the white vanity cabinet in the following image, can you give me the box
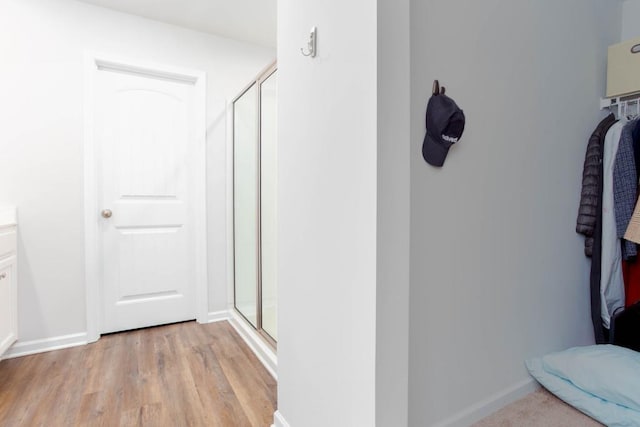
[0,208,17,358]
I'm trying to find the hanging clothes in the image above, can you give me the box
[622,261,640,307]
[633,119,640,175]
[613,118,640,260]
[623,133,640,308]
[577,113,617,257]
[601,119,627,330]
[585,114,618,343]
[618,119,640,309]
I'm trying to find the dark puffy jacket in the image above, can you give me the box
[577,113,617,257]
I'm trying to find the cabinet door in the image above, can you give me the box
[0,256,17,357]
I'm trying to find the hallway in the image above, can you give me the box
[0,321,276,426]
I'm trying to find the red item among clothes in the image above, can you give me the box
[622,260,640,307]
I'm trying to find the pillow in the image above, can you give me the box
[526,357,640,427]
[526,345,640,427]
[542,345,640,412]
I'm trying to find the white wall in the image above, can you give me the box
[376,0,411,425]
[409,1,622,425]
[276,0,378,425]
[622,0,640,40]
[0,0,274,342]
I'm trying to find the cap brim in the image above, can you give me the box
[422,132,450,167]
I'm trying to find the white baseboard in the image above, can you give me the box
[206,310,230,323]
[272,410,289,427]
[1,332,88,360]
[433,378,539,427]
[0,332,17,357]
[228,309,277,379]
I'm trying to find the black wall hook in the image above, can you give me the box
[432,80,446,96]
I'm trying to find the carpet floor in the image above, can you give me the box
[472,389,604,427]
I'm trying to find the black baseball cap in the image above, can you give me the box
[422,93,465,167]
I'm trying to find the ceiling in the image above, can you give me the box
[77,0,277,47]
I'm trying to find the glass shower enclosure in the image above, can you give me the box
[233,64,277,346]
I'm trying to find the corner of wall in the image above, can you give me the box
[431,379,539,427]
[376,0,411,425]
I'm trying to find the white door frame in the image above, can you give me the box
[83,52,208,343]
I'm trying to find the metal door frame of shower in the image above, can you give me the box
[231,61,278,350]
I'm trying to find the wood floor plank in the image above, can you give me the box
[227,327,277,390]
[184,324,254,427]
[210,325,277,427]
[0,321,277,427]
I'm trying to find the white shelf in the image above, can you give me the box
[600,93,640,116]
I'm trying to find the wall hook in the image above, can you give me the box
[301,26,317,58]
[432,80,446,96]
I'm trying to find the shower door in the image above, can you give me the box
[233,83,259,327]
[233,64,277,345]
[260,70,277,341]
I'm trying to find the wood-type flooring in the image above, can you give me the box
[0,321,277,427]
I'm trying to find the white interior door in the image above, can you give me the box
[93,61,203,334]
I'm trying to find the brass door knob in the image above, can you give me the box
[101,209,113,219]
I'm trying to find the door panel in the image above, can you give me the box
[233,84,259,327]
[96,67,197,334]
[260,71,278,341]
